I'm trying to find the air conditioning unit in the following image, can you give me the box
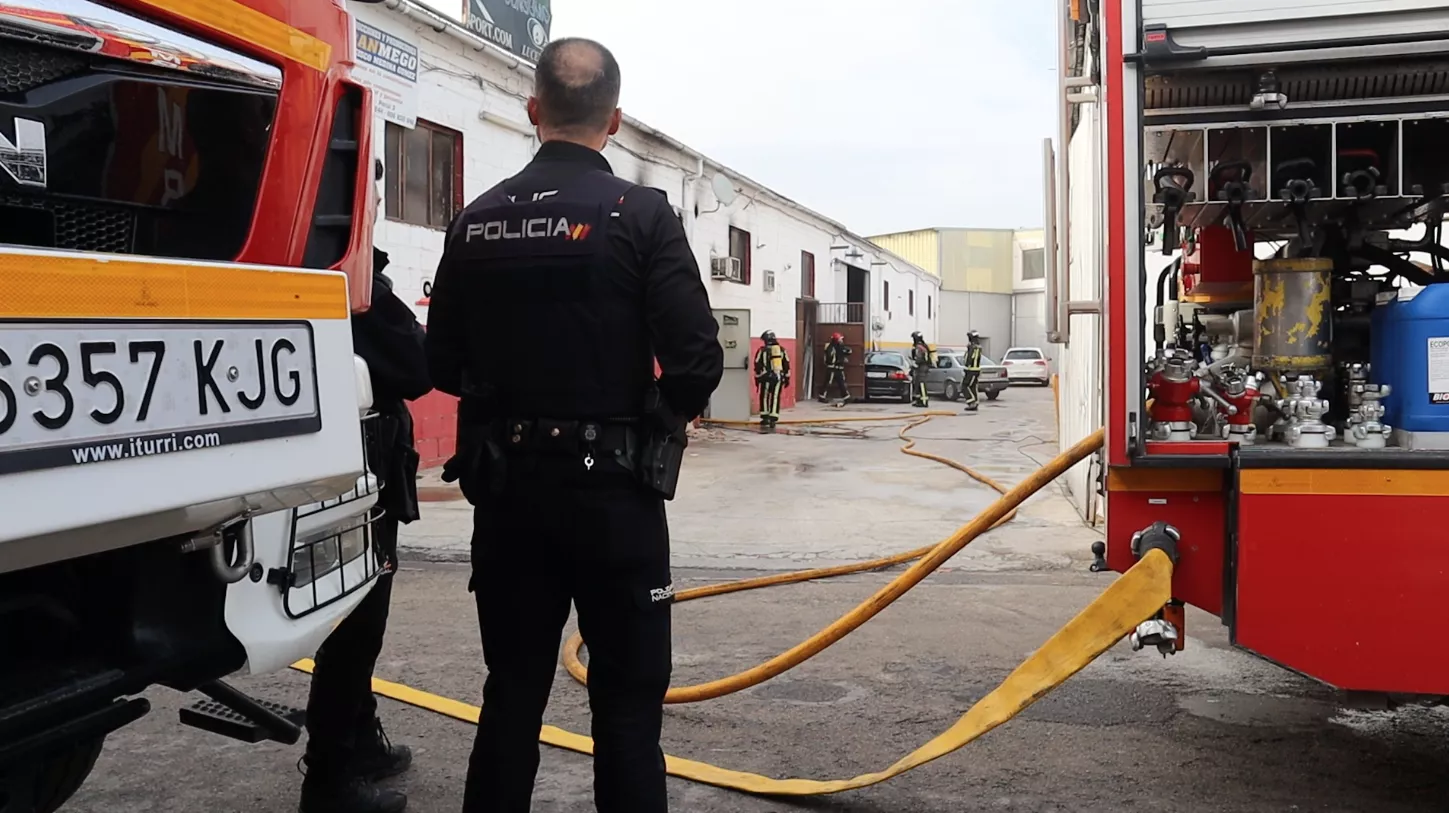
[710,256,744,282]
[763,269,775,292]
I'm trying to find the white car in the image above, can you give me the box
[1001,347,1052,385]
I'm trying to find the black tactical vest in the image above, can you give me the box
[450,169,653,420]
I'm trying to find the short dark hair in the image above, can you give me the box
[534,38,621,134]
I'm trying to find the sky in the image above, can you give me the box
[417,1,1057,236]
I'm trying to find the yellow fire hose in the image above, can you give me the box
[561,411,1019,702]
[294,422,1175,797]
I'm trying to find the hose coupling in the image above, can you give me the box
[1130,618,1179,657]
[1130,521,1181,565]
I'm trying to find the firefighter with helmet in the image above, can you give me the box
[962,329,984,413]
[818,332,851,405]
[909,331,933,408]
[754,330,790,432]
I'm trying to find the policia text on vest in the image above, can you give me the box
[424,139,724,813]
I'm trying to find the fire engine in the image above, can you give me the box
[0,1,392,810]
[1051,0,1449,693]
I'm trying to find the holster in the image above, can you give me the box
[638,389,688,501]
[363,407,422,523]
[442,425,506,506]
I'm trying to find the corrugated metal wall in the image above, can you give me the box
[939,291,1012,357]
[867,230,940,276]
[940,229,1015,294]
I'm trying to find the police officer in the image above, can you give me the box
[301,163,429,813]
[754,330,790,431]
[817,332,851,405]
[909,331,933,408]
[424,38,723,813]
[962,329,985,413]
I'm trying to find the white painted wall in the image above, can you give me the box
[351,2,937,350]
[1013,231,1047,292]
[1012,291,1049,360]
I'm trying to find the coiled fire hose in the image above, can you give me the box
[295,420,1174,797]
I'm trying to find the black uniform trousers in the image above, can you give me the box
[821,367,848,401]
[304,515,399,773]
[463,460,672,813]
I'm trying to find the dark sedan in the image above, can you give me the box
[862,351,915,403]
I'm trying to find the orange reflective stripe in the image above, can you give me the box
[0,250,349,320]
[1239,469,1449,496]
[131,0,332,72]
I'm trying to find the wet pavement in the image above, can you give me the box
[66,387,1449,812]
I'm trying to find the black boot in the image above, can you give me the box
[300,770,407,813]
[353,718,413,782]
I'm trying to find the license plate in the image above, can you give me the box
[0,321,320,475]
[866,371,887,379]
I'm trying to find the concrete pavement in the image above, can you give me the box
[399,387,1101,572]
[64,386,1449,812]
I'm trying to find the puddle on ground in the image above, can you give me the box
[750,679,868,706]
[1178,693,1333,728]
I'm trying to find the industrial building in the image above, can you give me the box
[868,227,1051,363]
[350,1,939,466]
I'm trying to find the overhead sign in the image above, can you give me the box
[353,19,418,128]
[464,0,551,64]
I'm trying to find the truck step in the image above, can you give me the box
[178,680,305,745]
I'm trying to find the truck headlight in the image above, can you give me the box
[289,520,371,589]
[354,354,374,415]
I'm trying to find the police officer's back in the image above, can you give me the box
[424,37,723,813]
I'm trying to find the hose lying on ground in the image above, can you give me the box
[562,412,1026,702]
[293,423,1170,796]
[294,548,1169,796]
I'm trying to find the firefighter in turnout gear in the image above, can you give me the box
[817,333,851,405]
[962,329,984,413]
[909,331,933,408]
[754,331,790,432]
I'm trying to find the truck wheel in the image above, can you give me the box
[1,736,106,813]
[986,390,1000,401]
[945,381,960,401]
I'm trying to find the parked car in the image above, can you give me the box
[930,352,1009,401]
[862,351,914,403]
[1001,347,1052,385]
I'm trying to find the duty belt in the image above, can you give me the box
[498,417,637,458]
